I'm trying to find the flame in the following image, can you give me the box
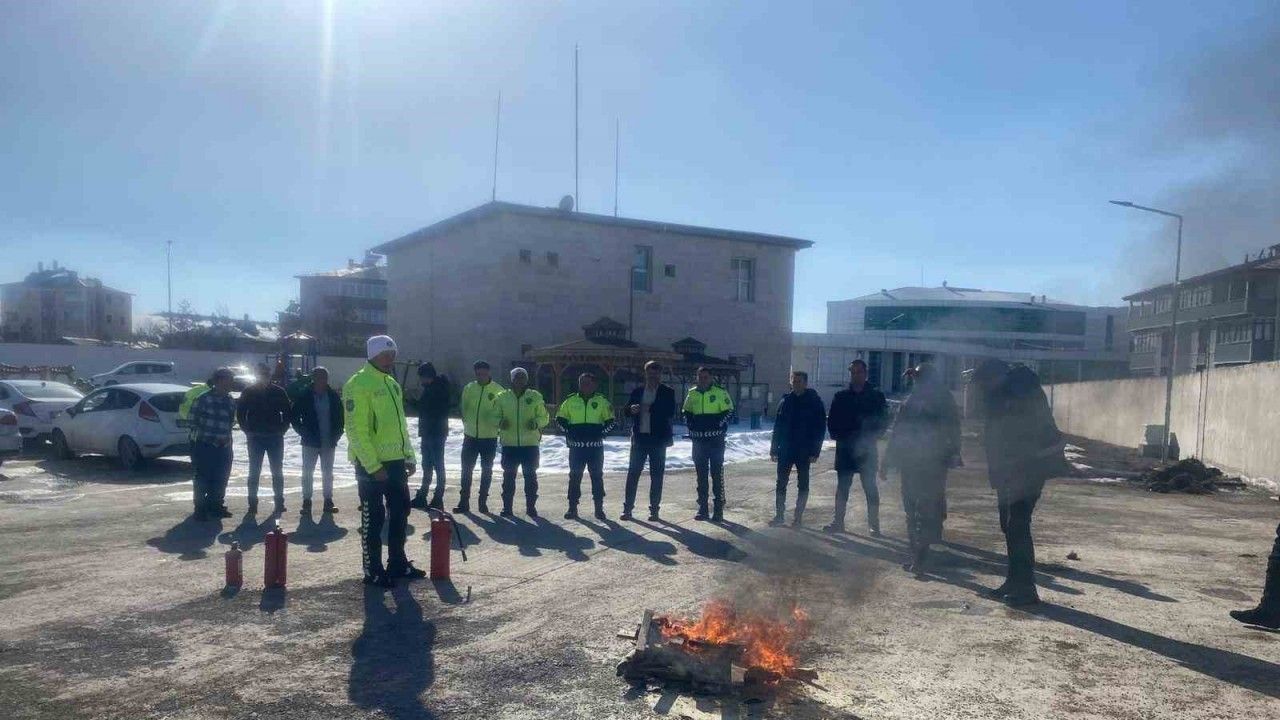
[658,600,810,675]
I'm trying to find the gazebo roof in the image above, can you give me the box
[526,316,682,364]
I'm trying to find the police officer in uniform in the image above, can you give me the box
[495,367,549,518]
[683,367,734,521]
[346,335,424,588]
[456,360,503,514]
[556,372,615,520]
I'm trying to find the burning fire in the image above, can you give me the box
[657,600,811,675]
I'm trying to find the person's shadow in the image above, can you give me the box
[145,513,223,560]
[217,512,278,552]
[577,517,679,566]
[470,514,595,561]
[289,510,349,553]
[809,530,1280,699]
[633,519,745,562]
[942,540,1178,602]
[349,584,436,719]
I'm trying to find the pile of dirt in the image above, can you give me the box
[1140,459,1245,494]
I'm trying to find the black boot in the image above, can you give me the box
[564,505,578,520]
[593,502,607,521]
[867,502,881,536]
[792,492,808,528]
[323,498,337,514]
[769,490,786,526]
[1230,559,1280,628]
[695,504,710,521]
[427,495,444,511]
[711,503,723,522]
[410,492,428,511]
[477,498,490,515]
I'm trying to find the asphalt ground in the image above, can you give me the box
[1,436,1278,719]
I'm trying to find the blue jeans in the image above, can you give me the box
[417,435,447,501]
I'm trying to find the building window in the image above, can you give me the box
[546,251,559,268]
[1254,319,1274,342]
[1217,322,1252,345]
[632,245,652,292]
[731,257,755,302]
[353,308,387,324]
[339,282,387,299]
[1179,285,1212,309]
[519,249,532,264]
[1105,315,1114,350]
[1229,277,1247,301]
[664,264,676,278]
[106,314,113,324]
[1132,331,1160,352]
[1153,295,1173,314]
[867,351,882,388]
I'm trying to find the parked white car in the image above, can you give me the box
[0,409,21,468]
[91,361,177,387]
[51,383,191,470]
[0,379,85,442]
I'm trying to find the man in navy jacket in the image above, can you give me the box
[770,370,827,527]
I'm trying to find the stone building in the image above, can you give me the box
[371,201,812,406]
[285,254,388,356]
[1,262,133,343]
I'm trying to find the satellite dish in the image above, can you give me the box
[558,194,575,212]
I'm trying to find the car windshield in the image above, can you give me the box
[146,393,183,413]
[5,381,83,400]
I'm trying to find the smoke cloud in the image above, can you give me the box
[1126,23,1280,289]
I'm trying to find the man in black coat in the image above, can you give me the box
[770,371,827,527]
[411,363,453,511]
[971,358,1065,606]
[289,367,344,514]
[236,363,294,514]
[1231,523,1280,629]
[825,359,889,535]
[622,361,676,521]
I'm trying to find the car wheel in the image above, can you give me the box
[118,436,143,471]
[52,429,76,460]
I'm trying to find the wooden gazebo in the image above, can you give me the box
[524,317,681,405]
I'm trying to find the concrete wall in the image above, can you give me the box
[385,211,798,396]
[1048,360,1280,482]
[0,343,368,387]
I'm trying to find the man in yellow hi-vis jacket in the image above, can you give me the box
[494,367,549,517]
[345,335,423,588]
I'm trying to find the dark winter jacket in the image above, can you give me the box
[627,384,676,447]
[827,384,888,472]
[290,387,345,448]
[770,388,827,460]
[417,375,452,438]
[235,382,292,435]
[980,365,1065,495]
[885,381,960,475]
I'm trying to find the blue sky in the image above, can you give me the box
[2,1,1274,332]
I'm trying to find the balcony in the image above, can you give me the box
[1128,350,1162,372]
[1128,298,1250,331]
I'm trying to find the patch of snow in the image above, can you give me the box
[170,418,780,501]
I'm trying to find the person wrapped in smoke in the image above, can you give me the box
[881,362,960,577]
[969,358,1065,606]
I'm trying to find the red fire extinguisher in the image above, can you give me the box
[225,541,243,587]
[430,514,452,580]
[264,523,288,588]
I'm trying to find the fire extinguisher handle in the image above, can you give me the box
[451,514,468,562]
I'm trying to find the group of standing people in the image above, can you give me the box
[768,356,1064,606]
[409,358,733,523]
[182,362,346,521]
[180,331,1071,604]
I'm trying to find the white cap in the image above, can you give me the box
[366,335,398,360]
[510,367,528,380]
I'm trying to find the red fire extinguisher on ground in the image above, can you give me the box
[225,541,243,587]
[430,514,452,580]
[264,523,288,588]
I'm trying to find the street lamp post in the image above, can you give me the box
[1111,200,1184,462]
[883,313,905,390]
